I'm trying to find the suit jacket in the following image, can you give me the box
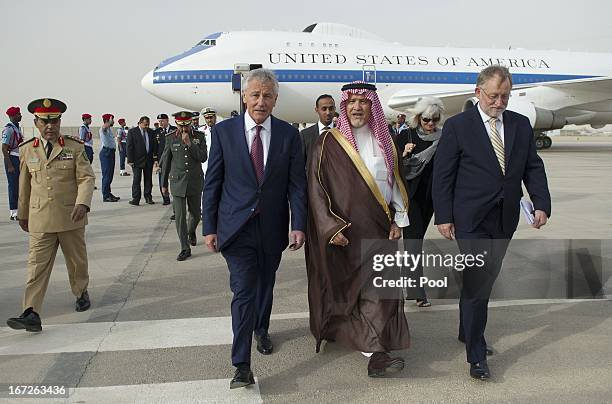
[432,105,551,234]
[300,123,320,167]
[202,114,307,254]
[127,127,158,168]
[18,135,95,233]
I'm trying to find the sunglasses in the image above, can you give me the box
[421,117,440,123]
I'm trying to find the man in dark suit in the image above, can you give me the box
[154,113,176,206]
[299,94,335,166]
[202,68,307,389]
[433,65,551,380]
[127,116,159,205]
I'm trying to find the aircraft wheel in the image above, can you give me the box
[535,137,545,150]
[542,136,552,149]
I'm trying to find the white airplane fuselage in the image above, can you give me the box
[142,27,612,128]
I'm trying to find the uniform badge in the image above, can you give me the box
[58,148,74,160]
[29,157,40,163]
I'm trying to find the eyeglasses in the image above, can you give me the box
[421,117,440,123]
[37,117,60,125]
[478,87,511,103]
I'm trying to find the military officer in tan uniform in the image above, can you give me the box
[6,98,95,332]
[161,111,207,261]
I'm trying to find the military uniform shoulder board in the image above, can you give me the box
[19,137,36,147]
[65,135,85,144]
[166,130,177,137]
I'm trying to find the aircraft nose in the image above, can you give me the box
[141,69,155,94]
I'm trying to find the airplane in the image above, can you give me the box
[141,22,612,149]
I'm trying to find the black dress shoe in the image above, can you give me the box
[75,291,91,312]
[110,194,120,201]
[170,214,175,221]
[103,197,118,202]
[6,308,42,332]
[162,199,170,206]
[188,232,197,246]
[367,352,405,377]
[255,332,273,355]
[230,365,254,389]
[176,249,191,261]
[458,336,494,356]
[129,199,140,206]
[470,360,490,380]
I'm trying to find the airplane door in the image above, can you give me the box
[362,65,376,84]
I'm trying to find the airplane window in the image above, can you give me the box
[298,42,302,46]
[206,75,210,79]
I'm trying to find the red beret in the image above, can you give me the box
[118,118,126,124]
[102,113,114,121]
[6,106,20,117]
[82,113,92,120]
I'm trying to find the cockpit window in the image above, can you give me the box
[194,39,217,47]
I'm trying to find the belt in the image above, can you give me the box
[102,146,116,150]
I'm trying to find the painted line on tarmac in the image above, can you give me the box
[0,298,607,356]
[64,378,262,404]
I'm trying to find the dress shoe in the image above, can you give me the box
[458,336,493,356]
[75,291,91,312]
[145,199,155,205]
[103,197,118,202]
[176,249,191,261]
[170,214,175,221]
[367,352,404,377]
[129,199,140,206]
[255,332,273,355]
[230,365,254,389]
[6,308,42,332]
[162,198,170,206]
[110,194,120,201]
[188,232,197,246]
[470,360,490,380]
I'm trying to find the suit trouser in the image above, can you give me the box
[99,147,115,199]
[84,146,94,164]
[402,195,434,300]
[221,216,282,366]
[23,227,89,312]
[118,143,126,171]
[4,155,19,211]
[455,203,513,364]
[131,160,153,201]
[173,194,201,251]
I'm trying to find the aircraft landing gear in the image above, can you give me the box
[535,133,552,150]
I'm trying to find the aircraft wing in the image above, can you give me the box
[386,76,612,114]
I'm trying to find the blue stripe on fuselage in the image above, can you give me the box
[152,69,595,85]
[155,32,223,70]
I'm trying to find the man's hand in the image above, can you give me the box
[288,230,306,251]
[205,234,218,253]
[128,162,133,167]
[532,210,548,229]
[402,142,416,157]
[388,222,401,240]
[182,131,191,146]
[19,219,29,232]
[6,164,15,174]
[437,223,455,240]
[330,223,351,247]
[71,204,88,222]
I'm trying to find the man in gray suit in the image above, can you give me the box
[299,94,336,166]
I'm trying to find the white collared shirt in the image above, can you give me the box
[317,121,333,134]
[352,125,409,228]
[244,113,272,167]
[477,103,505,146]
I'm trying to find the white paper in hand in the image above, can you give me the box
[520,197,535,225]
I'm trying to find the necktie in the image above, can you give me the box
[142,130,149,153]
[250,125,264,184]
[322,126,330,133]
[488,117,505,175]
[45,142,53,159]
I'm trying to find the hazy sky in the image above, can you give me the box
[2,0,611,126]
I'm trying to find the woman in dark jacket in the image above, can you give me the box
[395,97,445,307]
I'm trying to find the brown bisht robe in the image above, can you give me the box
[306,128,411,353]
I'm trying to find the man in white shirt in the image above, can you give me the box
[299,94,336,166]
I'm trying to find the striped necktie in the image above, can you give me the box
[488,117,505,175]
[250,125,264,184]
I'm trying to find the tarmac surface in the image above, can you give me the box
[0,137,610,403]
